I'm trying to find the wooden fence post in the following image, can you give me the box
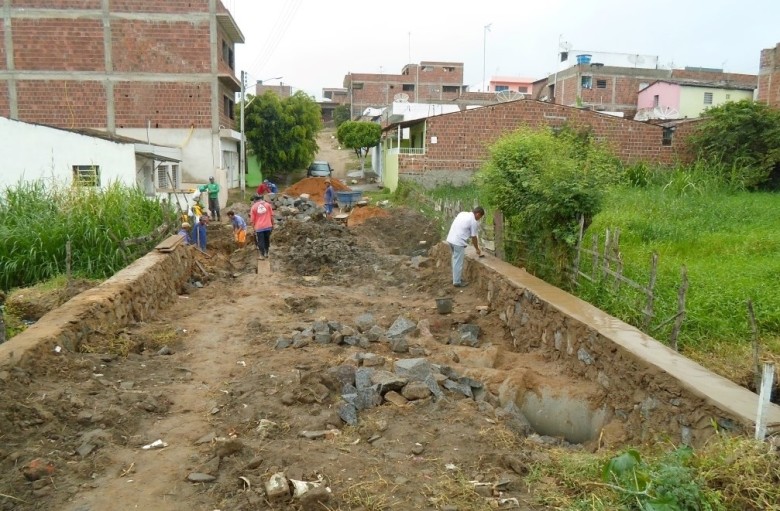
[642,252,659,329]
[571,215,584,285]
[494,210,505,261]
[669,265,688,351]
[755,362,775,441]
[591,233,599,281]
[748,300,761,392]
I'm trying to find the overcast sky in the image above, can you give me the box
[225,0,779,100]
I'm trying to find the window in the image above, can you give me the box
[422,66,434,72]
[653,94,659,107]
[352,82,363,90]
[596,79,607,89]
[402,83,415,91]
[581,76,592,89]
[221,41,234,69]
[442,85,459,93]
[662,127,674,146]
[224,95,234,120]
[156,164,179,189]
[443,66,455,72]
[703,92,713,105]
[495,85,509,92]
[73,165,100,187]
[518,86,528,93]
[725,93,731,100]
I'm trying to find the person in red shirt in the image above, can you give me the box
[256,181,270,196]
[249,194,274,259]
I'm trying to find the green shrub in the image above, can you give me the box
[0,180,175,291]
[476,126,621,283]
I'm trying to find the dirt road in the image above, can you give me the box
[0,207,605,511]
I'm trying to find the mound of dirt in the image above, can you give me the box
[347,205,390,227]
[353,207,442,256]
[283,177,350,205]
[5,278,98,321]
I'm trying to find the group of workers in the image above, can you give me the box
[177,174,488,288]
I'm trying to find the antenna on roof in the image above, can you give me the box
[394,93,409,103]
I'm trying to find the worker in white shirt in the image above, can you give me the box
[445,206,485,287]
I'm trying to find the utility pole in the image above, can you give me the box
[483,23,492,92]
[239,70,246,199]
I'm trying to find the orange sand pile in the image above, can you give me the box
[347,205,390,227]
[283,177,350,205]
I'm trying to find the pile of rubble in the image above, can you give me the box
[266,193,324,225]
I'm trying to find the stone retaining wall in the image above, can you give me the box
[433,243,780,445]
[0,246,193,369]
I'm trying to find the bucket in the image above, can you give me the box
[435,297,454,314]
[576,54,592,65]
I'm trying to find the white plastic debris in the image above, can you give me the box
[290,475,326,499]
[53,346,62,353]
[237,361,246,367]
[444,463,458,471]
[141,439,168,450]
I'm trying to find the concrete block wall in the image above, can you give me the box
[0,246,193,370]
[431,243,780,444]
[758,43,780,108]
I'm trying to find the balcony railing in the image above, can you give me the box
[398,147,426,155]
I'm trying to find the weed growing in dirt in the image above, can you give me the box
[0,180,176,291]
[423,469,493,510]
[527,435,780,510]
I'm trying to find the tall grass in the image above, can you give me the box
[578,164,780,350]
[0,180,175,291]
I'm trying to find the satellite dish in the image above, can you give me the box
[496,90,525,102]
[560,41,573,51]
[393,93,409,103]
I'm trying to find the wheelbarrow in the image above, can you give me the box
[336,190,363,212]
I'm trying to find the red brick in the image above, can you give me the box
[114,82,211,129]
[112,20,211,73]
[13,19,105,71]
[16,80,107,126]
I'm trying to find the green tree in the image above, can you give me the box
[243,90,323,177]
[476,127,620,283]
[688,99,780,189]
[333,104,351,128]
[336,120,381,172]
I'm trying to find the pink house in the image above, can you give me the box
[488,76,535,95]
[636,79,755,120]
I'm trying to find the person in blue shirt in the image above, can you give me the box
[265,179,278,194]
[227,210,247,248]
[177,222,191,245]
[192,215,208,250]
[323,179,335,218]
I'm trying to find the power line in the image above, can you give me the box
[246,0,302,77]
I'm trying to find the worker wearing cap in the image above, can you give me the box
[323,179,336,218]
[177,222,191,245]
[192,215,208,251]
[199,176,221,222]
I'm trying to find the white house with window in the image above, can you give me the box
[636,80,755,120]
[0,117,183,201]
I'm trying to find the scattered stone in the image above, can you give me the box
[408,346,426,357]
[443,378,473,398]
[157,346,173,356]
[370,370,408,394]
[298,485,331,509]
[411,443,425,455]
[367,434,382,444]
[355,367,374,389]
[387,316,417,338]
[343,335,359,346]
[389,336,409,353]
[383,391,408,406]
[274,338,293,349]
[410,255,430,269]
[361,353,385,367]
[355,313,376,333]
[265,472,290,500]
[77,442,97,457]
[243,457,264,470]
[365,324,385,342]
[402,381,432,401]
[119,381,135,390]
[330,331,344,345]
[338,403,358,425]
[292,338,310,349]
[314,333,331,344]
[187,472,216,483]
[194,432,216,445]
[424,374,446,401]
[312,319,329,334]
[354,387,383,410]
[394,358,434,382]
[498,402,533,437]
[299,429,339,440]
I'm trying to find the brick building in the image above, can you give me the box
[758,42,780,108]
[0,0,244,193]
[343,61,467,118]
[380,99,698,191]
[542,57,756,118]
[254,82,292,98]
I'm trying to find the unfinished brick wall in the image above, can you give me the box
[758,44,780,108]
[10,0,100,8]
[1,0,239,132]
[397,100,694,176]
[111,20,211,73]
[12,19,105,71]
[16,80,107,127]
[114,82,211,129]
